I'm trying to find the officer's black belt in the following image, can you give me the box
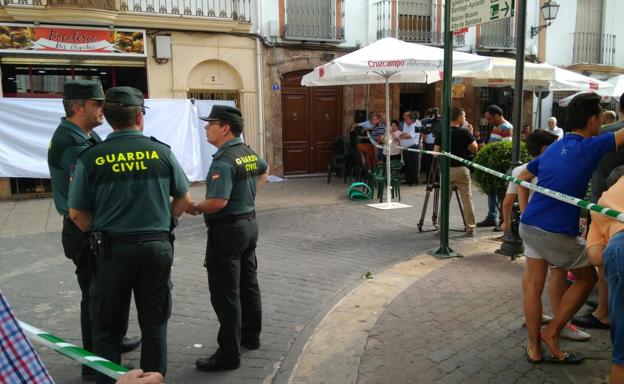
[204,211,256,227]
[108,231,171,246]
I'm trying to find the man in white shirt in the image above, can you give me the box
[400,111,421,185]
[546,117,564,140]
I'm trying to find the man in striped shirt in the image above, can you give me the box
[477,104,513,229]
[486,104,513,143]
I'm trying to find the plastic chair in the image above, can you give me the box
[376,161,403,203]
[327,136,349,184]
[347,182,373,200]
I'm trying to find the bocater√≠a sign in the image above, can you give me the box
[0,23,146,57]
[450,0,514,31]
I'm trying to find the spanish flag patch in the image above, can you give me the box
[211,173,220,180]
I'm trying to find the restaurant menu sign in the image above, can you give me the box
[0,23,146,57]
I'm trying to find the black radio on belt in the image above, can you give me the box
[89,232,110,261]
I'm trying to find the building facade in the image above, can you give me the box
[1,0,624,193]
[0,0,260,198]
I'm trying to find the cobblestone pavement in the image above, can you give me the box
[0,177,486,384]
[357,252,612,384]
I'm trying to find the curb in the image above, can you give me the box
[287,235,503,384]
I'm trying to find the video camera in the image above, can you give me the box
[420,107,441,136]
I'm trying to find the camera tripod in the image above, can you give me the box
[417,157,467,232]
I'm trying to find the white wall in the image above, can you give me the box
[255,0,279,40]
[603,0,624,67]
[544,0,624,68]
[544,0,577,66]
[343,0,369,47]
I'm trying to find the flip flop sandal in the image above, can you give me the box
[543,351,585,364]
[525,346,543,364]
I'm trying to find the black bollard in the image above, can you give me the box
[495,202,524,260]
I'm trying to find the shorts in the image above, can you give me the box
[604,230,624,365]
[519,223,590,270]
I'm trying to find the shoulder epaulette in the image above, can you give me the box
[150,136,171,148]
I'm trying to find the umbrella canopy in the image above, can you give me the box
[467,57,556,88]
[301,38,492,86]
[598,74,624,98]
[550,67,612,91]
[558,90,615,107]
[465,57,611,91]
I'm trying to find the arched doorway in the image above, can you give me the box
[186,59,242,106]
[281,70,343,174]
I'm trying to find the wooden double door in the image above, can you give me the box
[281,70,343,175]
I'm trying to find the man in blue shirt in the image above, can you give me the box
[518,92,624,364]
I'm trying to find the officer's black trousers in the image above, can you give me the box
[90,240,173,384]
[205,217,262,361]
[61,218,93,354]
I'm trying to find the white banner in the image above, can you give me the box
[0,98,235,181]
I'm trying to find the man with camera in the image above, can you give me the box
[434,108,478,236]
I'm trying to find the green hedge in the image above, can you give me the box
[473,141,531,197]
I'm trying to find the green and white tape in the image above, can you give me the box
[19,320,128,380]
[365,132,624,223]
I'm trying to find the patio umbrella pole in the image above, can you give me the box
[385,74,392,206]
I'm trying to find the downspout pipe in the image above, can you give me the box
[256,0,266,158]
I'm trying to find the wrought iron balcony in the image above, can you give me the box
[573,32,616,66]
[1,0,252,24]
[283,0,344,41]
[375,1,465,46]
[120,0,250,21]
[477,18,515,50]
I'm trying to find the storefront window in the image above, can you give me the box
[1,64,147,97]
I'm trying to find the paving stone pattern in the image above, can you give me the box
[357,253,612,384]
[1,179,479,384]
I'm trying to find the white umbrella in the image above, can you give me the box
[598,74,624,98]
[302,38,492,208]
[468,57,555,88]
[550,67,612,91]
[558,90,615,107]
[466,57,611,91]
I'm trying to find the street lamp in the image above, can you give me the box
[530,1,560,38]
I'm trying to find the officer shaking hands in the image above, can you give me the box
[68,86,191,384]
[47,80,140,381]
[187,105,269,372]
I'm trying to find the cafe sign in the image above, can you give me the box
[0,23,146,57]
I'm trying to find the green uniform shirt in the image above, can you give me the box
[68,130,190,234]
[47,118,102,216]
[204,137,268,219]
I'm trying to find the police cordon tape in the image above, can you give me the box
[18,320,128,380]
[365,132,624,223]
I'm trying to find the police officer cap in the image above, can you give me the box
[63,80,105,100]
[199,105,243,125]
[105,86,146,107]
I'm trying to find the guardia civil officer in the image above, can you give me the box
[189,105,269,371]
[68,87,191,384]
[47,80,140,380]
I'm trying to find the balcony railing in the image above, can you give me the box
[120,0,250,20]
[284,0,344,41]
[573,32,616,66]
[375,1,465,46]
[1,0,252,23]
[477,18,515,50]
